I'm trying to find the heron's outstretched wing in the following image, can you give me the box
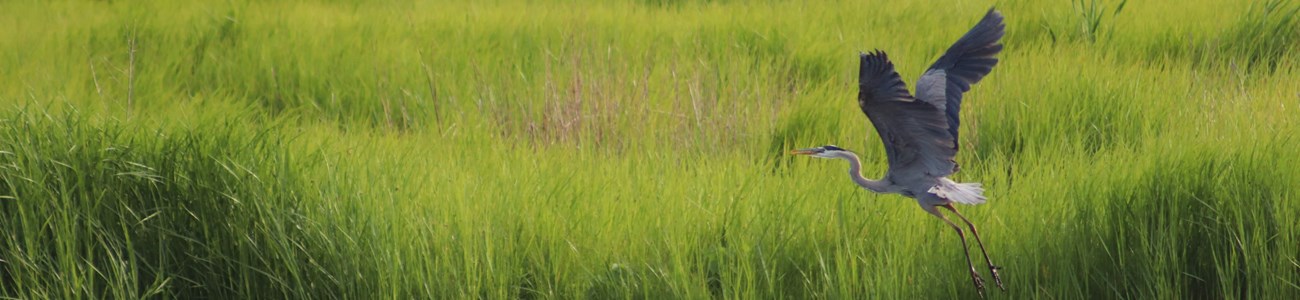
[858,51,957,180]
[914,8,1004,146]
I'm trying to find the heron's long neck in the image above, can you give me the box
[843,152,889,193]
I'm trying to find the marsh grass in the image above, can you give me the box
[1,0,1298,298]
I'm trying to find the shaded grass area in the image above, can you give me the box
[0,111,382,298]
[1,0,1299,298]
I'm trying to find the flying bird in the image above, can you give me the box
[790,8,1006,297]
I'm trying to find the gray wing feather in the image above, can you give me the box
[914,8,1005,146]
[858,51,958,180]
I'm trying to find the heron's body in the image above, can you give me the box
[830,150,984,214]
[791,8,1006,297]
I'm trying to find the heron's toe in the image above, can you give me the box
[969,271,986,297]
[989,267,1006,290]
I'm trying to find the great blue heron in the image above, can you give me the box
[790,8,1006,297]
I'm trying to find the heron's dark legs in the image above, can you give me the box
[938,213,986,298]
[941,204,1005,290]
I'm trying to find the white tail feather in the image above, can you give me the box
[928,178,986,205]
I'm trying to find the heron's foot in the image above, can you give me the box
[969,270,986,298]
[989,265,1005,291]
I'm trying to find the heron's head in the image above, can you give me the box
[789,145,853,159]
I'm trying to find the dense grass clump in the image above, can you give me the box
[1,0,1298,298]
[0,111,376,298]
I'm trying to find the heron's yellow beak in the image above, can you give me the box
[789,149,817,155]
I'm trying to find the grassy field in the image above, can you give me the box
[2,0,1298,298]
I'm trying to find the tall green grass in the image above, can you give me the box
[2,0,1298,298]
